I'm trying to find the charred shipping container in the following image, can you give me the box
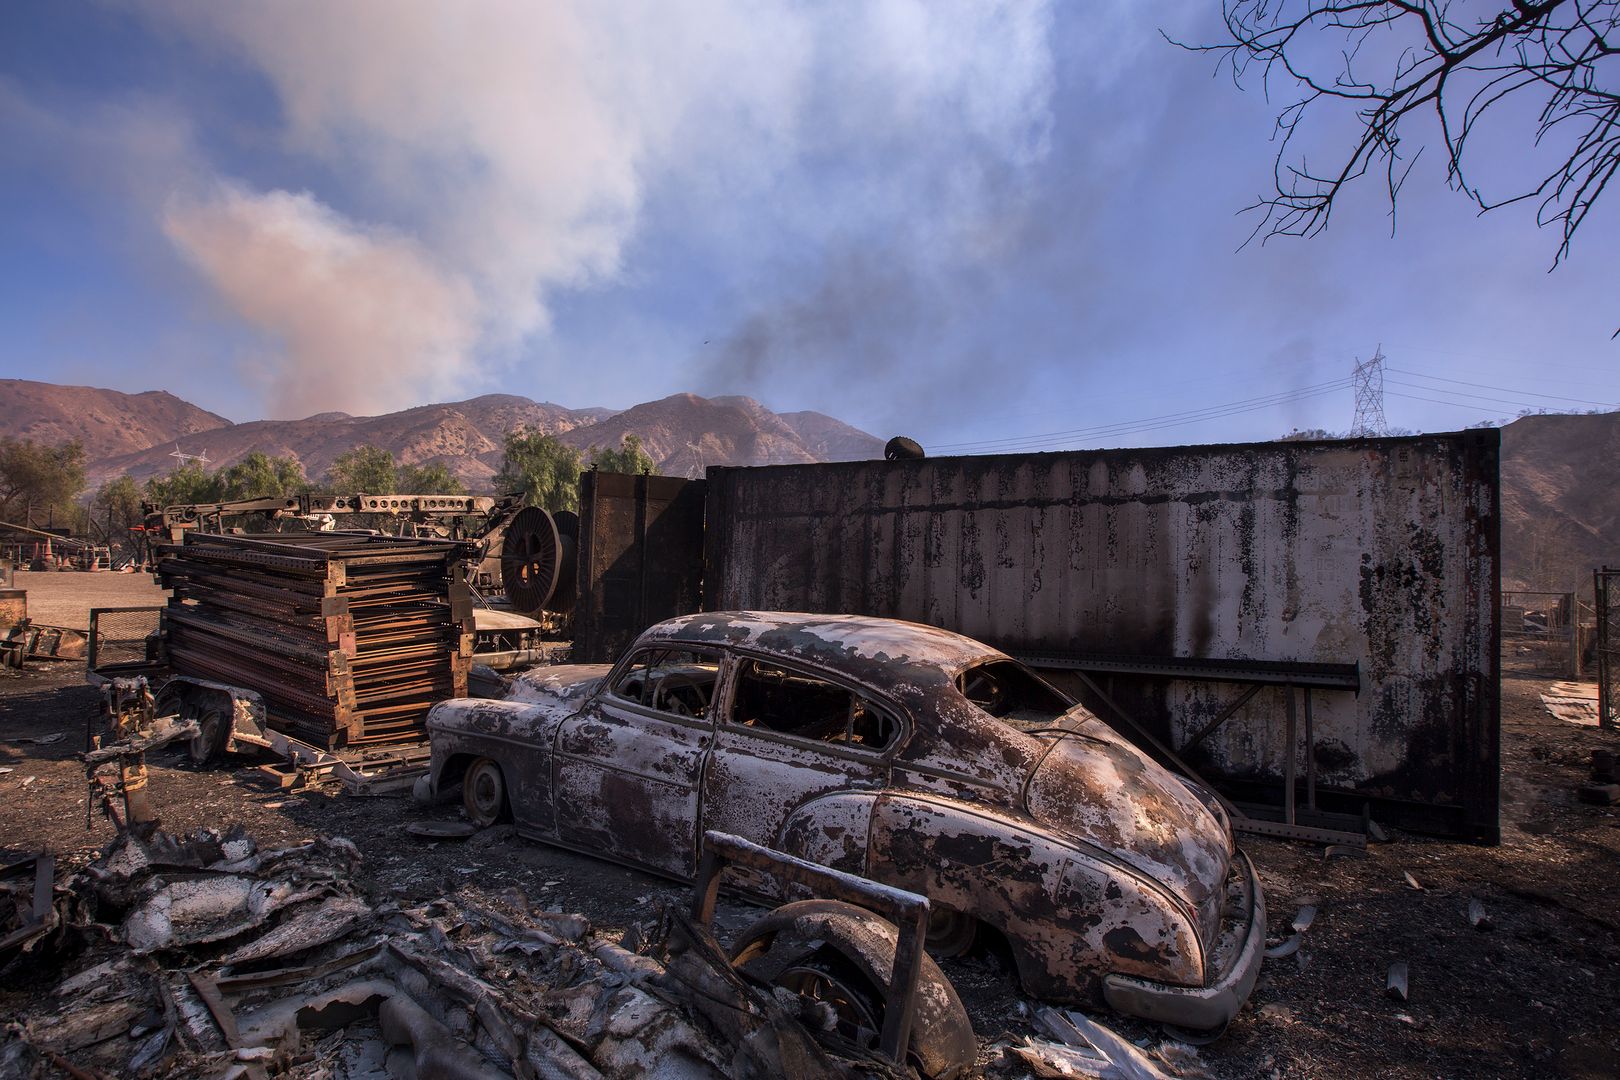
[682,431,1500,841]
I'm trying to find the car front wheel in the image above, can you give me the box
[462,757,509,827]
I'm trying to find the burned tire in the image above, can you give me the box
[462,758,510,827]
[729,899,976,1079]
[183,699,229,765]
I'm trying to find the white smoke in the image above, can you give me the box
[150,1,1056,417]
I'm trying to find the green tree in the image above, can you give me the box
[324,445,396,494]
[396,461,466,495]
[0,438,87,527]
[215,452,307,500]
[93,474,144,532]
[493,430,583,511]
[588,433,656,475]
[144,463,220,507]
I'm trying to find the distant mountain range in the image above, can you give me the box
[3,379,1614,591]
[0,380,886,488]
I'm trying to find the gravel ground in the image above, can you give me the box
[3,577,1618,1077]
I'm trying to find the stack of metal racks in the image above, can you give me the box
[156,532,476,748]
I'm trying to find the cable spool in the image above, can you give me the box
[501,506,577,615]
[549,509,578,615]
[884,435,926,460]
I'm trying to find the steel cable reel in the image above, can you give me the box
[500,506,577,614]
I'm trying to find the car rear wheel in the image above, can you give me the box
[462,758,509,827]
[925,904,978,958]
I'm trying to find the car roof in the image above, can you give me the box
[639,611,1004,691]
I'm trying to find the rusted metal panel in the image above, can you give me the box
[574,471,706,663]
[156,532,475,748]
[703,432,1501,840]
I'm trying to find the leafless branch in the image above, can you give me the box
[1177,1,1619,266]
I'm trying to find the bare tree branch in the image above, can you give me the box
[1178,1,1619,266]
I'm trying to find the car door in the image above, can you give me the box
[700,654,902,893]
[552,644,721,877]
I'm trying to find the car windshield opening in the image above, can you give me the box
[729,658,898,750]
[956,659,1072,727]
[609,648,720,719]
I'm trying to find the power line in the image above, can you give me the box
[933,378,1351,453]
[1385,390,1514,413]
[936,383,1349,453]
[1384,379,1551,412]
[1385,367,1619,408]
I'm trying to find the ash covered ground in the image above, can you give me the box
[2,575,1619,1078]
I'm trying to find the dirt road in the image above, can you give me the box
[8,569,166,629]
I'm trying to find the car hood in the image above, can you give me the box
[1024,719,1231,946]
[503,663,613,706]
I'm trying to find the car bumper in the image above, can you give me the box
[1100,847,1266,1031]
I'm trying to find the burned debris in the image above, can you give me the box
[0,823,948,1080]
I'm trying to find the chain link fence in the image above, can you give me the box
[87,606,165,676]
[1501,590,1583,680]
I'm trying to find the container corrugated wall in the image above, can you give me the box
[703,431,1499,839]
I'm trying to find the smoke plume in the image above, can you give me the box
[148,1,1057,417]
[164,187,479,418]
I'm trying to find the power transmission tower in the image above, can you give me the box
[1350,347,1388,437]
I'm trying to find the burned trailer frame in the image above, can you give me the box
[145,492,513,544]
[699,431,1501,841]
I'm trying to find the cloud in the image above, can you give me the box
[140,1,1058,417]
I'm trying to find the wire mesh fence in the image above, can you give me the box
[87,606,164,673]
[1597,570,1620,731]
[1501,590,1582,680]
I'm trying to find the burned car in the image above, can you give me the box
[423,612,1265,1030]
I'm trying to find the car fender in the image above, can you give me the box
[865,792,1204,1003]
[427,697,566,825]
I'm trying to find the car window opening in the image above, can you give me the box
[956,659,1072,727]
[730,659,898,750]
[609,648,720,719]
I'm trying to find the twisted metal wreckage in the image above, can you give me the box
[0,664,1199,1080]
[0,697,1180,1080]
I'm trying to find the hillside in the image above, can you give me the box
[560,394,833,478]
[0,380,886,489]
[1499,411,1620,591]
[87,393,616,488]
[0,379,230,460]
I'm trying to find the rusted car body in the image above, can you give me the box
[424,612,1265,1029]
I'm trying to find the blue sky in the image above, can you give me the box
[2,1,1616,452]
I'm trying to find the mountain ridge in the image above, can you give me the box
[0,380,885,487]
[5,379,1613,591]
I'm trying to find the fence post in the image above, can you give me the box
[1598,569,1613,731]
[1568,591,1580,679]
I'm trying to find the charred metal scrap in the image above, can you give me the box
[0,826,910,1080]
